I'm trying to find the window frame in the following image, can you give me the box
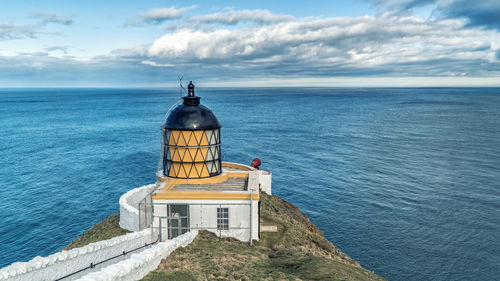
[217,207,229,230]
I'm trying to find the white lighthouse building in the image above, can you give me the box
[120,82,271,243]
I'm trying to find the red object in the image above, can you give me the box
[251,158,261,169]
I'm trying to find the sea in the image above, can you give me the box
[0,87,499,281]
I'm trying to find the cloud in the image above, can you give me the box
[0,11,73,41]
[371,0,436,12]
[31,11,73,25]
[2,8,500,86]
[44,45,73,55]
[127,6,197,26]
[140,60,174,67]
[188,9,294,25]
[435,0,500,31]
[0,23,38,40]
[371,0,500,31]
[137,13,500,79]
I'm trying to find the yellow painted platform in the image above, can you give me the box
[152,191,259,200]
[153,162,259,201]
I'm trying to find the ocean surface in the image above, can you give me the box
[0,87,499,280]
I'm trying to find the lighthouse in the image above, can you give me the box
[150,82,272,242]
[161,81,222,179]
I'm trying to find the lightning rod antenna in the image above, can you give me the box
[178,75,185,99]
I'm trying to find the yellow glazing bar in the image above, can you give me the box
[152,191,260,200]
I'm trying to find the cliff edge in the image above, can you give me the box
[66,193,385,280]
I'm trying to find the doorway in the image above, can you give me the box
[167,204,190,239]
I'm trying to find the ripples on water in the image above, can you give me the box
[0,87,499,280]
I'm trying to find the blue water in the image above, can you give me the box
[0,88,499,280]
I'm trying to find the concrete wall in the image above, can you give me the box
[76,230,198,281]
[119,184,157,231]
[153,199,259,242]
[0,229,154,281]
[259,170,272,194]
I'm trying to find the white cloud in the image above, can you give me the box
[2,7,500,86]
[0,23,38,40]
[188,9,294,25]
[140,60,174,67]
[371,0,437,11]
[145,14,500,79]
[0,11,73,41]
[31,11,73,25]
[128,6,197,26]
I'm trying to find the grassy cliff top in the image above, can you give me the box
[64,213,129,251]
[66,193,385,280]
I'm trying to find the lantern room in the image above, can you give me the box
[161,81,222,179]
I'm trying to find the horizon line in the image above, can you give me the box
[1,77,500,88]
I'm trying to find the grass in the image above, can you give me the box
[65,194,385,280]
[64,213,129,250]
[141,193,386,280]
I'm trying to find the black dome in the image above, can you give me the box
[164,103,220,130]
[164,82,220,130]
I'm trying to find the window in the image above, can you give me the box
[217,208,229,230]
[167,204,189,239]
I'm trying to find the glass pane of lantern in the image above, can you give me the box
[212,146,220,160]
[181,148,193,162]
[169,130,180,145]
[206,161,214,173]
[166,161,171,173]
[205,147,214,161]
[196,163,209,177]
[188,131,199,146]
[177,131,188,146]
[214,129,220,144]
[195,148,207,162]
[163,129,170,144]
[169,163,180,177]
[205,129,214,145]
[187,148,197,162]
[170,148,177,161]
[177,163,187,178]
[166,148,172,160]
[184,163,194,178]
[198,131,208,146]
[215,160,220,172]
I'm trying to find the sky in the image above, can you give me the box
[0,0,500,87]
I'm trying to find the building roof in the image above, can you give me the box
[153,162,260,201]
[173,177,248,191]
[163,82,220,130]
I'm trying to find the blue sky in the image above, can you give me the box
[1,0,499,87]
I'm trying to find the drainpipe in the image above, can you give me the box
[250,188,253,245]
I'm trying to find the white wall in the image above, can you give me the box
[76,230,198,281]
[189,203,256,242]
[119,184,157,231]
[259,170,272,194]
[153,199,259,242]
[0,229,155,281]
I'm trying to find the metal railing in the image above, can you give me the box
[55,234,160,281]
[138,189,155,230]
